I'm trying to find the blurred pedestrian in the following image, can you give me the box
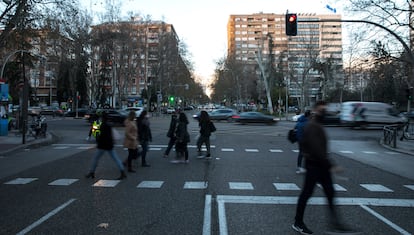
[122,111,139,173]
[85,112,126,180]
[163,110,178,158]
[174,112,190,163]
[294,110,311,174]
[137,110,152,167]
[292,101,358,235]
[196,110,216,159]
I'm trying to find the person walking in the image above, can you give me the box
[292,101,358,235]
[294,110,311,174]
[122,111,139,173]
[174,112,190,163]
[85,112,126,180]
[163,110,178,158]
[196,110,216,159]
[137,110,152,167]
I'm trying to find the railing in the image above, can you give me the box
[383,124,398,148]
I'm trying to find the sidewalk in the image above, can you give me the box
[380,137,414,156]
[0,130,57,155]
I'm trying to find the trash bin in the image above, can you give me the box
[0,119,8,136]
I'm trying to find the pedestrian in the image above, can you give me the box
[173,112,190,163]
[163,110,178,158]
[85,112,126,180]
[196,110,216,159]
[122,111,139,173]
[292,101,358,235]
[294,110,311,174]
[137,110,152,167]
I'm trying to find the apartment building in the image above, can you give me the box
[227,12,343,105]
[89,18,186,108]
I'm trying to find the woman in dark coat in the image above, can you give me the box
[137,110,152,167]
[175,112,190,163]
[196,110,215,158]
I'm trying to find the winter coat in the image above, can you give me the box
[199,120,215,137]
[123,119,138,149]
[96,121,114,150]
[137,117,152,142]
[176,120,190,144]
[167,114,178,138]
[302,119,332,170]
[295,115,309,143]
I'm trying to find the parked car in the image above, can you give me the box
[232,112,277,125]
[166,107,176,114]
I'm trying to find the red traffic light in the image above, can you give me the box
[285,13,298,36]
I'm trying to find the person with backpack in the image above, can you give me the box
[294,110,311,174]
[196,110,216,159]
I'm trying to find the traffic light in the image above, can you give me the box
[285,13,298,36]
[169,96,175,103]
[406,88,413,100]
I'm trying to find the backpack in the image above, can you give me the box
[288,128,297,143]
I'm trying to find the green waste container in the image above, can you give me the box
[0,119,8,136]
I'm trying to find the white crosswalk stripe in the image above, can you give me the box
[4,177,412,195]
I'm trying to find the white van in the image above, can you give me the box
[340,101,406,127]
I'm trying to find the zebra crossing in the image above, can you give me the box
[50,143,402,156]
[3,177,414,195]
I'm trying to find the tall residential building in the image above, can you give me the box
[90,18,186,108]
[227,12,343,105]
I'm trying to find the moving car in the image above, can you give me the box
[64,108,89,118]
[105,109,129,125]
[340,101,406,128]
[124,106,144,117]
[208,108,238,122]
[232,111,277,125]
[40,106,64,116]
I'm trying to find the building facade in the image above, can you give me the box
[227,12,344,107]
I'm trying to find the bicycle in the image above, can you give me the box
[399,119,414,140]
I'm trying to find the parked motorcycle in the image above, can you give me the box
[29,115,47,138]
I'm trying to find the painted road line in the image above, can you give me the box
[203,195,212,235]
[137,180,164,188]
[184,181,208,189]
[149,147,162,151]
[404,185,414,191]
[221,148,234,152]
[273,183,300,191]
[360,184,393,192]
[269,149,283,153]
[214,195,414,235]
[245,149,259,152]
[360,204,411,235]
[16,198,76,235]
[292,150,299,153]
[4,178,38,185]
[92,180,121,187]
[362,151,377,154]
[48,179,79,186]
[229,182,254,190]
[53,146,69,150]
[339,150,354,154]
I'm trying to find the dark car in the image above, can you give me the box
[232,111,277,125]
[64,108,89,118]
[105,109,128,125]
[40,106,64,116]
[208,108,238,122]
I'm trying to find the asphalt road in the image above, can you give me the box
[0,114,413,235]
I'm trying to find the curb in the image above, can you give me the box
[379,138,414,156]
[0,132,59,155]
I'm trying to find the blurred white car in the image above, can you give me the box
[124,107,144,117]
[291,114,302,122]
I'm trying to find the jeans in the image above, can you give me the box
[294,166,337,225]
[196,135,210,155]
[141,141,149,165]
[89,148,124,173]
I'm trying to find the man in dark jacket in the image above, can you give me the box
[292,101,358,235]
[86,112,126,180]
[137,110,152,167]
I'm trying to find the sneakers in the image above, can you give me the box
[296,167,306,174]
[292,222,313,235]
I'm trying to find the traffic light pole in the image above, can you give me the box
[298,18,414,112]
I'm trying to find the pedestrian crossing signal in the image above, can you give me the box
[285,13,298,36]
